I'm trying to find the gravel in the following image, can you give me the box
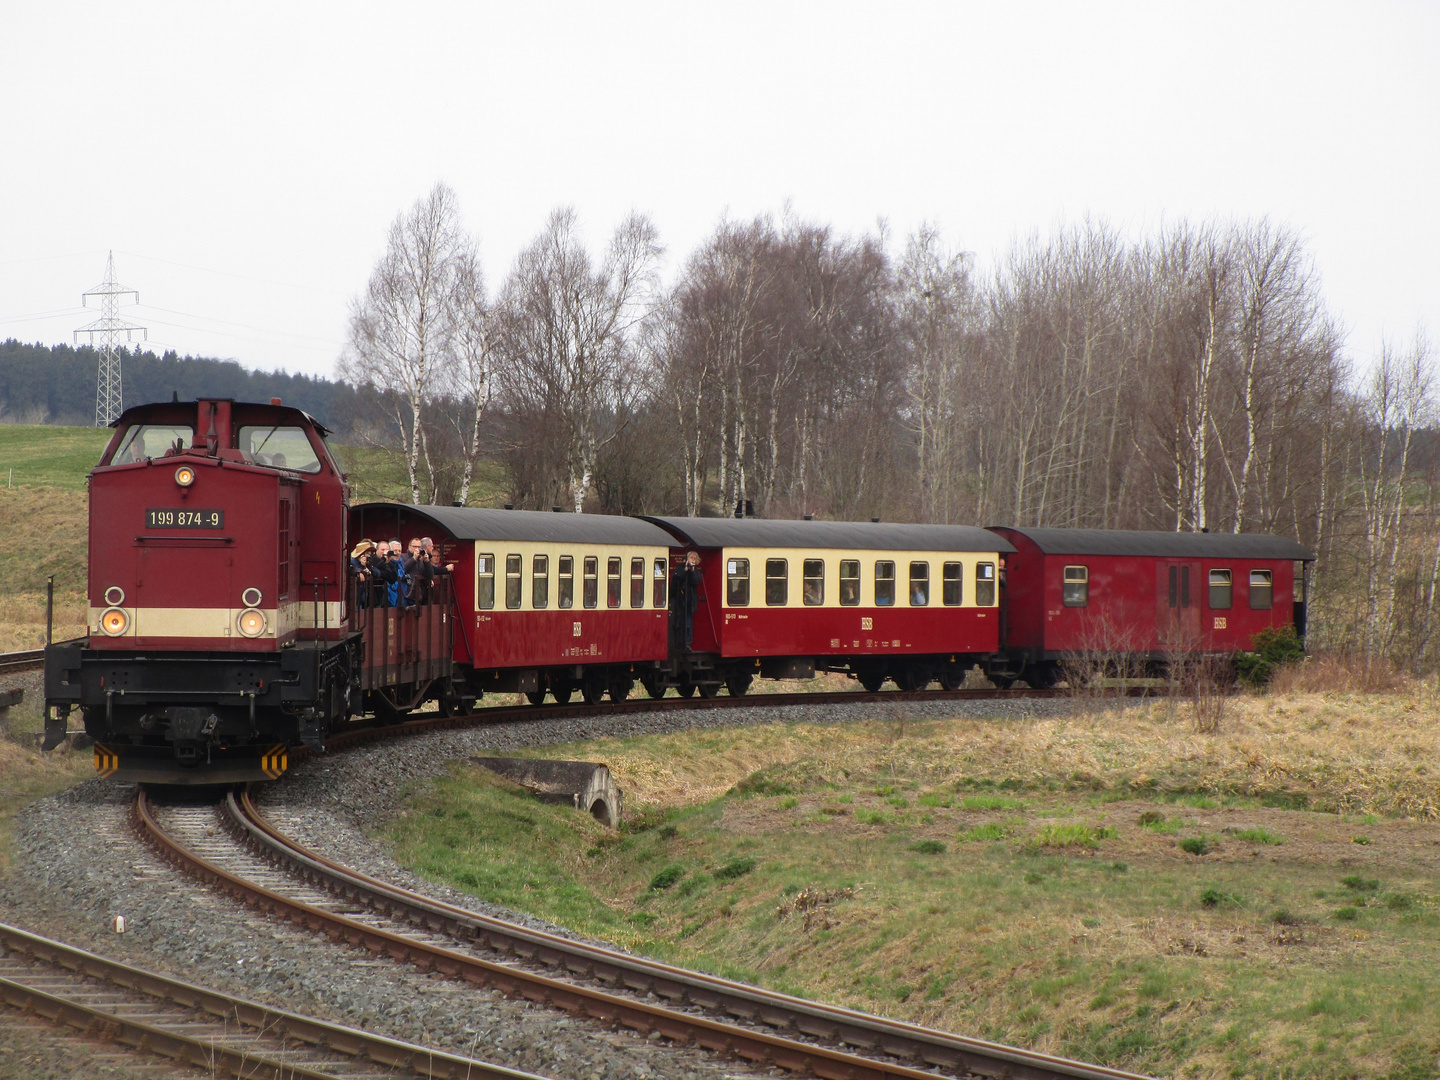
[0,695,1097,1079]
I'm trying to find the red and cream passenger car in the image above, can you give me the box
[990,527,1315,687]
[350,504,676,705]
[644,518,1016,693]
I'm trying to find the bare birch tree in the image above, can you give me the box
[340,182,470,504]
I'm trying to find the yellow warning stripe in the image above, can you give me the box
[261,744,288,780]
[93,745,119,778]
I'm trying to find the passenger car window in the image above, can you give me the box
[727,558,750,606]
[909,561,929,606]
[1249,569,1273,610]
[975,562,996,606]
[653,558,668,608]
[803,559,824,606]
[1209,569,1232,610]
[874,561,896,607]
[839,560,861,606]
[1063,565,1088,607]
[766,559,788,605]
[607,557,622,608]
[557,556,574,609]
[505,554,522,610]
[110,424,194,464]
[476,553,495,610]
[583,556,598,609]
[630,557,646,608]
[942,562,962,606]
[532,554,549,609]
[237,425,322,473]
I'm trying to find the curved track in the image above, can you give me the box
[0,920,548,1079]
[0,648,44,676]
[135,788,1153,1080]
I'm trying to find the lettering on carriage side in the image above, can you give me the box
[1214,616,1227,630]
[860,617,873,631]
[573,621,582,637]
[831,638,840,648]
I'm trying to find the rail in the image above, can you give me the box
[0,648,45,676]
[0,920,549,1079]
[133,787,1154,1080]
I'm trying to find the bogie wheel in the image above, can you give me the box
[641,678,666,700]
[551,684,574,704]
[581,680,606,705]
[608,678,634,703]
[697,682,720,699]
[989,673,1017,690]
[858,673,887,693]
[1027,663,1061,690]
[939,669,965,691]
[725,674,753,698]
[525,690,546,706]
[894,668,929,693]
[676,681,698,698]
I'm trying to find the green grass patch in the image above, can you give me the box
[1028,823,1116,850]
[909,840,947,855]
[1179,836,1215,856]
[960,795,1028,811]
[958,822,1011,842]
[1231,827,1284,845]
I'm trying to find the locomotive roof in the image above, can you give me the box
[353,504,678,547]
[643,517,1015,553]
[995,527,1314,560]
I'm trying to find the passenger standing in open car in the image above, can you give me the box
[670,550,703,652]
[350,540,377,608]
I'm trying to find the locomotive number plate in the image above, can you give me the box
[146,508,224,528]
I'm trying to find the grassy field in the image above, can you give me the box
[0,424,112,491]
[383,685,1440,1080]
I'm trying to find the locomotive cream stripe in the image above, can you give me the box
[470,540,673,613]
[715,546,1003,609]
[87,599,339,640]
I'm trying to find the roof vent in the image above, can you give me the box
[871,517,881,523]
[552,505,562,513]
[270,397,282,406]
[451,501,464,507]
[803,514,813,521]
[504,503,514,510]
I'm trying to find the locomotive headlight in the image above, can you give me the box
[100,607,129,636]
[237,608,267,638]
[241,587,263,608]
[174,465,196,487]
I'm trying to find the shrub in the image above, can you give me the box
[1235,626,1307,687]
[1341,875,1380,892]
[1333,906,1359,921]
[730,769,795,798]
[1180,836,1213,856]
[1201,887,1242,909]
[713,856,756,880]
[909,840,947,855]
[649,865,685,891]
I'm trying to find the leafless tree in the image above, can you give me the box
[339,182,471,504]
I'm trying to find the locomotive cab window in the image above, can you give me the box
[803,559,824,606]
[943,562,962,606]
[1209,568,1232,609]
[1063,565,1088,607]
[505,555,522,609]
[874,561,896,607]
[653,558,668,607]
[557,556,574,609]
[607,557,623,608]
[975,562,996,606]
[583,557,598,609]
[110,424,194,465]
[532,555,549,609]
[839,560,861,606]
[766,559,788,605]
[727,558,751,606]
[237,425,322,473]
[477,553,495,610]
[909,561,930,606]
[630,557,646,608]
[1249,569,1273,609]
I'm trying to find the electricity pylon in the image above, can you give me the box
[76,252,147,426]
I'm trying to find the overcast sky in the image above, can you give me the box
[1,2,1436,383]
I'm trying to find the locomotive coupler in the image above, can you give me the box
[299,708,326,752]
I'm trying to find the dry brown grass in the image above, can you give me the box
[0,593,87,652]
[1270,651,1411,695]
[561,686,1440,821]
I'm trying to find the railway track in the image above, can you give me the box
[0,920,550,1079]
[0,648,44,676]
[135,787,1153,1080]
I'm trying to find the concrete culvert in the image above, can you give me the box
[472,757,624,828]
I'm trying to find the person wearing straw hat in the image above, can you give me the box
[350,539,378,608]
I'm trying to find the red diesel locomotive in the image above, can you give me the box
[43,397,1315,786]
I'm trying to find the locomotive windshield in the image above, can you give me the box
[238,425,322,473]
[110,424,194,464]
